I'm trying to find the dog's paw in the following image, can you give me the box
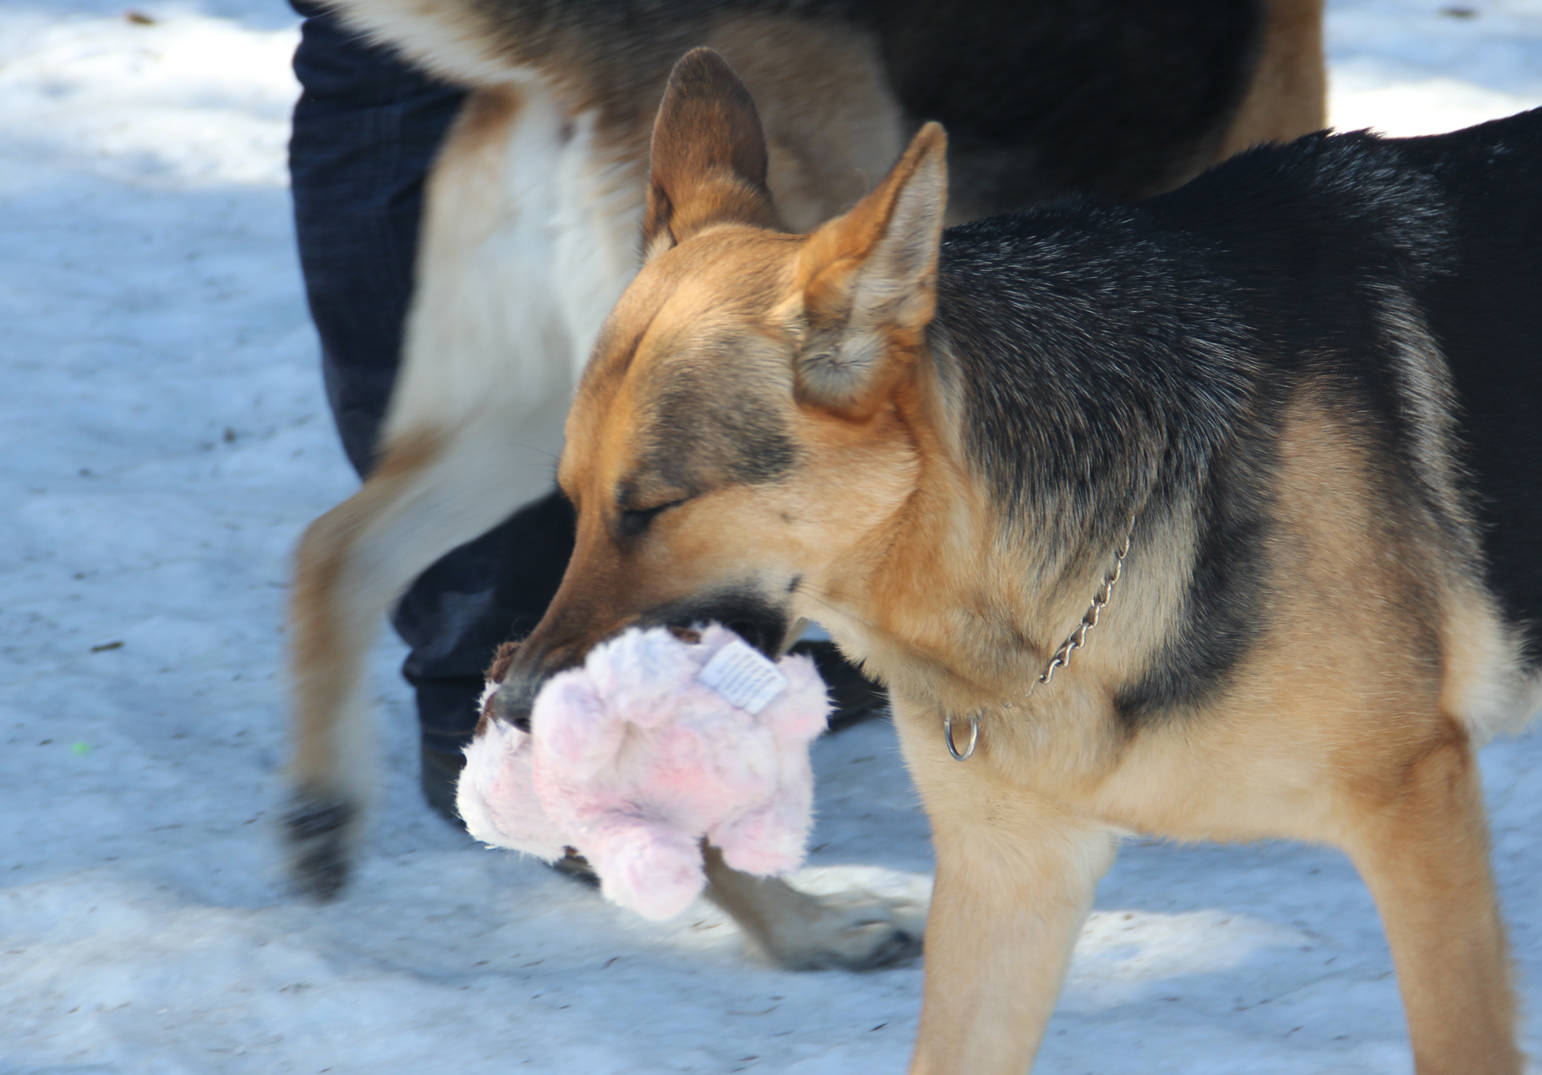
[756,891,927,972]
[282,792,357,902]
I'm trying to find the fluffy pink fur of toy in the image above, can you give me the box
[456,625,830,921]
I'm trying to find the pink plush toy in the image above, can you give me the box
[456,624,830,921]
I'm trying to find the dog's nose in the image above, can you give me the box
[483,634,587,732]
[490,675,539,731]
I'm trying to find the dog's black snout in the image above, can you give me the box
[491,678,538,732]
[484,637,586,733]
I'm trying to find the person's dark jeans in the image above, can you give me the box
[287,1,575,800]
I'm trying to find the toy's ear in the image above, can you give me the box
[642,47,779,260]
[782,122,948,420]
[597,826,705,921]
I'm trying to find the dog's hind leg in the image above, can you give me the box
[1340,723,1522,1074]
[284,84,627,900]
[287,411,564,899]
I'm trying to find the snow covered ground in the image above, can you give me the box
[2,1,1539,1071]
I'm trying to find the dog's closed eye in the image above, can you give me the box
[618,498,687,537]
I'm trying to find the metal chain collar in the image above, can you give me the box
[944,519,1135,761]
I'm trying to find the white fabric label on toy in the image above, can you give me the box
[695,639,787,714]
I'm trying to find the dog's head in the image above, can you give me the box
[492,48,949,726]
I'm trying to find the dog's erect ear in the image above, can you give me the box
[785,122,948,419]
[643,48,778,258]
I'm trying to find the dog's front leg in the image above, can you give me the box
[701,845,926,971]
[904,746,1117,1073]
[1338,730,1522,1074]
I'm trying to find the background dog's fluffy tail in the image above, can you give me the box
[317,0,749,92]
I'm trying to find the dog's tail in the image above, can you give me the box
[316,0,752,91]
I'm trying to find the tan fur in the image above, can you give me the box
[441,84,523,156]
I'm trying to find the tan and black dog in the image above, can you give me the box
[287,0,1327,971]
[481,53,1539,1072]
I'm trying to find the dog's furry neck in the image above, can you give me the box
[877,198,1291,715]
[925,205,1259,573]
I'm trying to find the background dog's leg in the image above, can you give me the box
[285,82,635,902]
[702,845,925,971]
[906,793,1117,1074]
[287,414,558,900]
[1341,729,1522,1074]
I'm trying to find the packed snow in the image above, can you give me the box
[3,1,1539,1071]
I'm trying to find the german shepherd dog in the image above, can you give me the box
[288,0,1326,970]
[476,53,1541,1072]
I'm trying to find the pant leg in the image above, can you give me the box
[287,2,574,770]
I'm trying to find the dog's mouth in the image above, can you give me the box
[640,588,791,660]
[480,587,791,734]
